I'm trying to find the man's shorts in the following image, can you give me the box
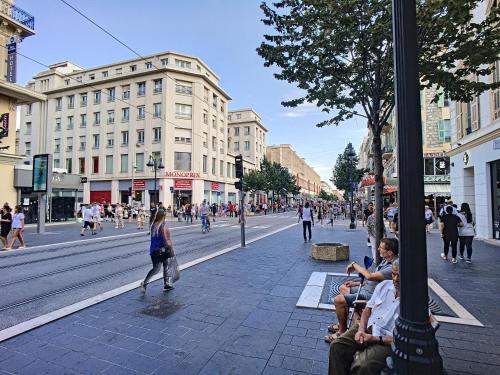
[82,221,93,229]
[343,287,371,307]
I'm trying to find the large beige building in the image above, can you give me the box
[227,109,267,169]
[0,1,45,206]
[19,51,249,208]
[266,144,321,197]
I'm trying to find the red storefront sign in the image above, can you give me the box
[133,180,145,189]
[211,182,219,191]
[360,176,387,187]
[174,179,192,189]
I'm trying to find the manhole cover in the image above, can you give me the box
[140,299,184,318]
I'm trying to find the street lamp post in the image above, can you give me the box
[392,0,443,373]
[146,155,164,207]
[347,143,356,229]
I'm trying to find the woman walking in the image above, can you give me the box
[302,202,314,242]
[425,205,434,233]
[440,206,462,263]
[140,209,174,293]
[458,203,475,263]
[6,205,25,250]
[1,203,12,249]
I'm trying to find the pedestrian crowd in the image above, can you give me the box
[1,203,25,250]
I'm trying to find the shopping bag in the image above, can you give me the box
[167,256,180,283]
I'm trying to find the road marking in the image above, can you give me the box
[0,222,298,342]
[252,226,270,229]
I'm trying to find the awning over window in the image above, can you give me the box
[424,184,451,197]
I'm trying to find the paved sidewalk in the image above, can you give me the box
[0,220,498,374]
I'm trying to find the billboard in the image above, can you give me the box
[32,154,52,192]
[0,113,8,139]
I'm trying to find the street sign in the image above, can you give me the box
[211,182,220,191]
[169,186,174,193]
[80,177,88,183]
[351,182,358,189]
[133,179,145,189]
[6,37,17,83]
[217,191,221,196]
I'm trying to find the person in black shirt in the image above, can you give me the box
[1,203,12,249]
[440,206,462,263]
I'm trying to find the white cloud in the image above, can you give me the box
[282,112,305,118]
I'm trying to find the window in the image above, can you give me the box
[122,85,130,99]
[89,74,95,80]
[121,131,129,146]
[122,107,130,122]
[175,59,191,69]
[93,90,101,104]
[55,118,61,131]
[220,101,225,113]
[136,153,144,172]
[79,157,85,174]
[204,87,209,102]
[105,155,113,173]
[80,114,87,128]
[211,157,216,174]
[137,82,146,96]
[25,122,31,135]
[175,83,192,95]
[228,114,232,121]
[130,65,137,72]
[67,95,75,109]
[145,61,152,69]
[175,103,192,118]
[107,110,115,125]
[121,154,128,172]
[67,116,74,130]
[212,136,217,151]
[153,127,161,142]
[154,79,162,93]
[244,141,250,150]
[203,155,208,173]
[92,156,99,174]
[153,103,161,118]
[212,117,216,129]
[66,158,72,174]
[151,151,161,162]
[115,67,122,75]
[66,137,73,151]
[92,134,100,149]
[493,60,500,120]
[80,93,87,107]
[54,138,60,153]
[107,87,115,102]
[137,130,145,144]
[93,112,101,126]
[227,162,231,178]
[161,58,168,66]
[438,119,451,143]
[212,94,218,108]
[203,132,208,148]
[24,142,31,155]
[79,136,86,150]
[107,133,114,147]
[234,127,240,136]
[102,71,108,78]
[203,112,208,124]
[137,105,146,120]
[220,160,224,177]
[55,97,62,111]
[244,126,250,135]
[174,152,192,171]
[65,79,70,86]
[174,136,192,144]
[26,104,32,115]
[234,141,240,152]
[236,113,241,120]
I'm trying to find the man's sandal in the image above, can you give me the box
[327,324,340,333]
[324,333,340,343]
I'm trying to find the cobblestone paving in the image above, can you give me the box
[0,220,498,374]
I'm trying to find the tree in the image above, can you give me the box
[319,189,336,202]
[332,144,366,199]
[257,0,499,249]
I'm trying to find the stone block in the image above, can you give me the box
[311,243,349,261]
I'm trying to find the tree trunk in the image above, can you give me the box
[372,133,384,264]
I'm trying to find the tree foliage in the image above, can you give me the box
[319,189,337,202]
[332,144,366,197]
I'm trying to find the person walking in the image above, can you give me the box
[458,202,475,263]
[318,203,324,226]
[440,206,462,263]
[425,205,434,233]
[1,203,12,250]
[302,202,314,242]
[137,206,146,230]
[140,209,174,293]
[364,202,374,246]
[326,204,335,227]
[80,204,95,236]
[6,205,25,249]
[262,202,268,215]
[185,203,192,224]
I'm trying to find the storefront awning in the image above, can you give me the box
[424,184,451,197]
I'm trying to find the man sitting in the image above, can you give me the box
[325,238,399,343]
[328,259,400,375]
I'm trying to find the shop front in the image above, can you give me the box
[14,165,83,223]
[174,179,193,207]
[204,181,225,205]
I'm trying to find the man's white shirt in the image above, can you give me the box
[366,280,400,337]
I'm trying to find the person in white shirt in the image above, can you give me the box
[328,259,400,375]
[425,205,434,233]
[302,201,314,242]
[80,205,95,236]
[6,205,25,249]
[91,203,102,232]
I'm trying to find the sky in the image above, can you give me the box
[15,0,368,184]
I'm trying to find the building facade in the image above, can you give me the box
[0,1,45,206]
[448,0,499,239]
[19,51,245,209]
[266,144,321,198]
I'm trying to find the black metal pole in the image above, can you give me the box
[349,159,355,229]
[392,0,443,373]
[153,162,157,207]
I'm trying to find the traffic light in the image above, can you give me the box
[128,187,132,196]
[235,180,247,191]
[235,154,243,178]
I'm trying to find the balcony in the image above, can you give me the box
[0,0,35,31]
[382,146,394,160]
